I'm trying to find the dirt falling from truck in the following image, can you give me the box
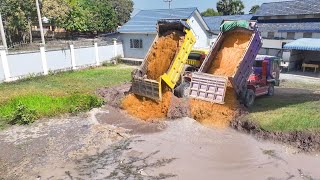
[147,30,184,80]
[190,32,251,128]
[121,31,183,120]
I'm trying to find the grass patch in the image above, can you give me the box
[246,80,320,132]
[0,65,133,129]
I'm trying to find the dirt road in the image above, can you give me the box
[1,105,319,179]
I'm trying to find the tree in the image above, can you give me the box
[0,0,37,45]
[249,5,260,14]
[201,8,221,17]
[109,0,134,26]
[42,0,71,26]
[217,0,245,15]
[62,0,117,33]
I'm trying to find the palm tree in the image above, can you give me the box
[217,0,245,15]
[249,5,260,14]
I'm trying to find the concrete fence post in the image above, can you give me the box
[40,43,48,75]
[0,46,11,81]
[94,40,100,66]
[113,38,117,57]
[70,44,77,70]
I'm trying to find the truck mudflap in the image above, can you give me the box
[189,72,228,104]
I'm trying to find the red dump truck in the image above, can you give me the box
[187,20,263,106]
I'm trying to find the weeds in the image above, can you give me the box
[8,103,37,125]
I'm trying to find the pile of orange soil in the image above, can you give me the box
[208,32,251,76]
[122,31,183,120]
[190,32,251,128]
[146,30,184,80]
[121,92,172,121]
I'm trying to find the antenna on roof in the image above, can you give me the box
[163,0,173,9]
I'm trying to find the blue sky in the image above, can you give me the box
[132,0,287,15]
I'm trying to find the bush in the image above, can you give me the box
[68,94,104,113]
[9,103,37,125]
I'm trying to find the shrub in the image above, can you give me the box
[8,103,37,125]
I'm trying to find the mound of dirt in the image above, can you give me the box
[231,119,320,152]
[167,96,191,119]
[121,92,172,121]
[146,30,184,80]
[190,87,239,128]
[97,83,131,107]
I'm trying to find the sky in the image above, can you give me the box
[132,0,288,15]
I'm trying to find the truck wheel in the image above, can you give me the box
[245,89,255,107]
[175,82,190,98]
[267,84,275,96]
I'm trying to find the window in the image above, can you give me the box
[303,32,312,38]
[267,32,275,39]
[287,32,295,39]
[130,39,143,49]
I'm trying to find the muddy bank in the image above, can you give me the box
[231,118,320,152]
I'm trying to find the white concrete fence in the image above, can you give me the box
[0,40,123,82]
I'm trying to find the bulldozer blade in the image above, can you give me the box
[131,78,162,101]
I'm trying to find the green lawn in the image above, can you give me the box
[245,79,320,132]
[0,64,133,129]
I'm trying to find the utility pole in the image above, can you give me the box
[163,0,173,9]
[36,0,45,45]
[0,12,7,51]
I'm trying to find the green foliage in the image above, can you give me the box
[0,94,103,124]
[249,5,260,14]
[109,0,134,25]
[8,103,37,125]
[217,0,245,15]
[0,65,132,128]
[0,0,36,44]
[201,8,221,17]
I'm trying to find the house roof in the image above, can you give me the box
[254,0,320,17]
[118,7,204,34]
[258,22,320,33]
[203,14,253,32]
[284,38,320,51]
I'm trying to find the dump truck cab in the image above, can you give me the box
[245,55,281,107]
[186,49,209,68]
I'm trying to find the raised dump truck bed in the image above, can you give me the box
[189,20,262,104]
[131,19,196,101]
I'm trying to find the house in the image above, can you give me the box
[252,0,320,72]
[117,7,211,60]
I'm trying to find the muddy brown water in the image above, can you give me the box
[1,106,319,179]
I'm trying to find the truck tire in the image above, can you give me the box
[175,82,190,98]
[245,89,255,107]
[267,84,275,96]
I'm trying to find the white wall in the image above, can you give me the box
[120,33,156,59]
[189,13,210,48]
[0,43,123,82]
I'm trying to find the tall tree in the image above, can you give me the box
[201,8,221,17]
[249,5,260,14]
[42,0,71,26]
[109,0,134,26]
[0,0,37,45]
[217,0,245,15]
